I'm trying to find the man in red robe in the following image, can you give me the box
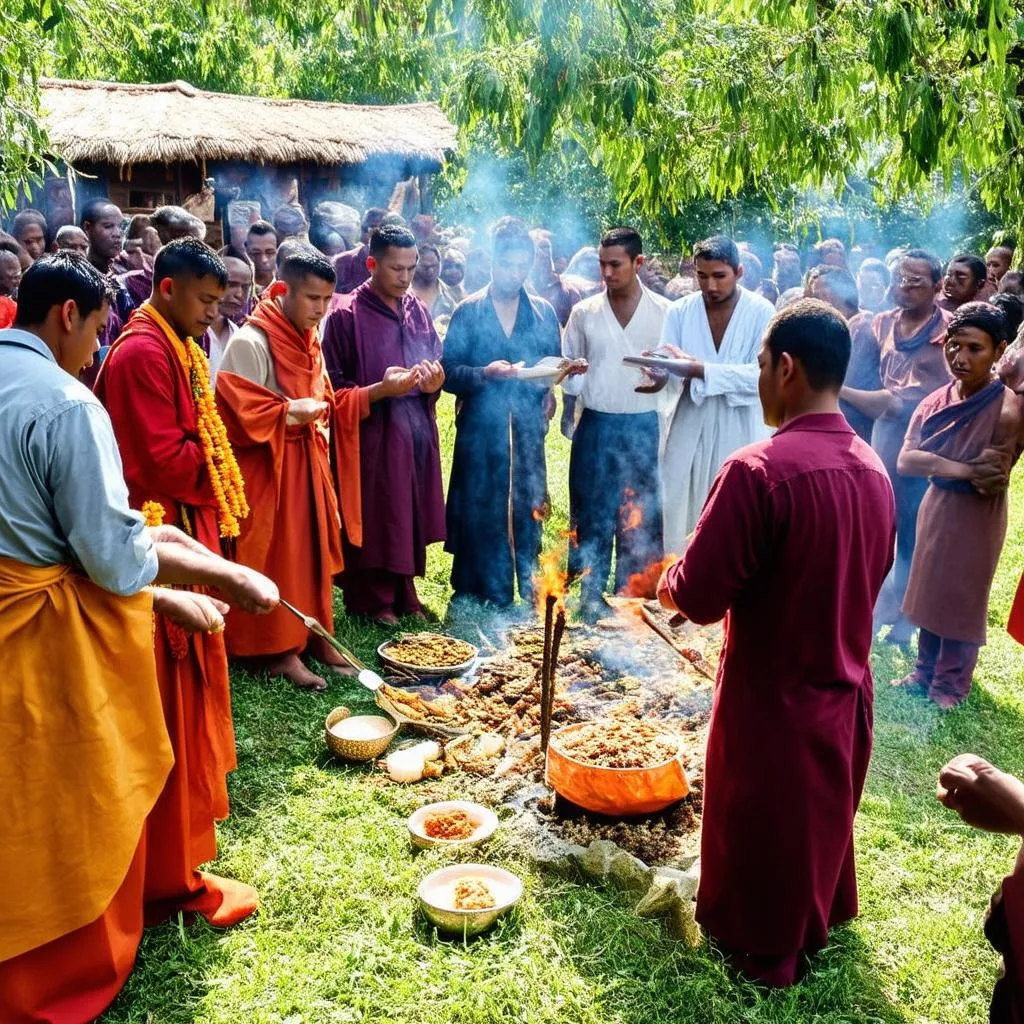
[216,247,367,690]
[658,299,895,986]
[322,223,446,624]
[96,238,277,929]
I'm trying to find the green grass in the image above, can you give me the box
[102,393,1024,1023]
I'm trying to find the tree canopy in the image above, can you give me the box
[4,0,1023,237]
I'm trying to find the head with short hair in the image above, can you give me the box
[273,204,309,242]
[490,217,534,299]
[14,252,115,374]
[80,199,124,263]
[54,224,90,255]
[151,238,228,339]
[998,269,1024,297]
[367,224,417,300]
[694,235,742,305]
[944,300,1010,394]
[857,258,889,312]
[943,253,987,308]
[440,247,466,288]
[811,266,860,319]
[758,298,850,427]
[772,245,802,291]
[150,205,203,245]
[894,249,942,313]
[218,254,254,322]
[414,242,441,287]
[986,243,1015,282]
[12,209,47,261]
[598,227,645,296]
[276,246,335,331]
[360,207,388,243]
[989,292,1024,342]
[757,279,779,306]
[815,238,847,269]
[245,220,278,285]
[738,250,763,290]
[0,249,23,296]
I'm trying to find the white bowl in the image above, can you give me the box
[417,864,523,935]
[407,800,499,850]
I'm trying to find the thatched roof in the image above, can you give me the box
[39,78,458,171]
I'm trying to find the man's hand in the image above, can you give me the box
[415,360,445,395]
[561,358,589,378]
[152,588,230,634]
[372,365,422,401]
[483,360,523,380]
[937,754,1024,835]
[287,397,329,426]
[216,564,279,615]
[968,448,1009,495]
[147,524,208,552]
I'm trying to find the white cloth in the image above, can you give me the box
[561,286,670,414]
[206,318,238,384]
[658,287,776,553]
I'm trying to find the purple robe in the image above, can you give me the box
[331,245,370,295]
[660,413,895,984]
[321,282,446,579]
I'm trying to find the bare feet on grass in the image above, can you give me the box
[265,652,327,691]
[308,636,358,676]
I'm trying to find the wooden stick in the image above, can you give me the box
[639,606,716,681]
[540,594,555,753]
[542,608,566,753]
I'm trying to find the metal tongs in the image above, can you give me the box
[279,599,386,691]
[622,350,697,394]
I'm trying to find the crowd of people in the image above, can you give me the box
[3,191,1024,1020]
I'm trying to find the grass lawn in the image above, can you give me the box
[103,393,1024,1023]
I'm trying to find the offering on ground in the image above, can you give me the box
[423,808,477,841]
[382,632,477,668]
[550,719,680,769]
[453,878,496,910]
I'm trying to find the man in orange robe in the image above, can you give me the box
[96,238,276,930]
[0,253,276,1023]
[217,247,397,690]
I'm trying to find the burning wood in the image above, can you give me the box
[535,541,570,753]
[624,553,679,599]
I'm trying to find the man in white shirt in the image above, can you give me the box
[561,227,670,619]
[206,252,253,382]
[658,235,776,554]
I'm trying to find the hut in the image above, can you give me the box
[31,77,459,247]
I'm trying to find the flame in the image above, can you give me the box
[532,507,545,523]
[623,553,680,599]
[535,543,569,613]
[620,489,643,532]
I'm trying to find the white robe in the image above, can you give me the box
[658,287,776,553]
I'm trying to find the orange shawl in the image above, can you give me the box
[0,558,171,961]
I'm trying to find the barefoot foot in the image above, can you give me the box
[264,652,327,691]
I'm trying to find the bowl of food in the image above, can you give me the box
[418,864,523,936]
[545,718,690,816]
[378,632,478,679]
[407,800,499,849]
[324,706,399,762]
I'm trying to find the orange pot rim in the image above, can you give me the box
[547,722,685,774]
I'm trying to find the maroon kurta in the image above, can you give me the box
[903,381,1019,645]
[321,283,446,580]
[660,413,895,981]
[332,244,371,294]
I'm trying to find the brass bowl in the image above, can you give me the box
[418,864,523,936]
[324,707,398,762]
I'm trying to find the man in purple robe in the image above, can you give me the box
[331,208,387,295]
[658,299,895,987]
[322,223,446,624]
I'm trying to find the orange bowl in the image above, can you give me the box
[545,722,690,816]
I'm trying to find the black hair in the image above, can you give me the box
[901,248,943,285]
[693,234,740,271]
[813,266,860,316]
[369,223,417,258]
[14,251,115,326]
[361,207,388,233]
[975,296,1019,343]
[219,244,252,264]
[417,242,441,261]
[858,258,888,279]
[947,253,988,288]
[600,227,643,260]
[0,235,22,257]
[247,220,278,242]
[153,237,228,288]
[764,298,851,390]
[126,214,152,240]
[80,198,119,229]
[279,245,336,286]
[815,238,847,260]
[491,216,534,258]
[12,209,46,238]
[442,248,466,265]
[739,250,763,276]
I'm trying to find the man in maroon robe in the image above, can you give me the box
[658,299,895,986]
[322,223,446,623]
[332,207,387,295]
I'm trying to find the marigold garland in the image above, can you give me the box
[182,338,249,538]
[141,500,165,527]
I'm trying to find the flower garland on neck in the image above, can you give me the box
[142,303,250,538]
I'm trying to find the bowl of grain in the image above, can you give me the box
[407,800,499,850]
[418,864,523,935]
[377,632,478,678]
[324,706,399,762]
